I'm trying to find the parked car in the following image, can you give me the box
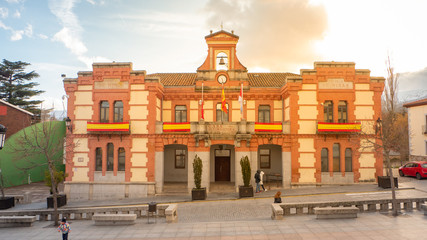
[399,161,427,180]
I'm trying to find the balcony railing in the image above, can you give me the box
[317,122,361,134]
[163,122,191,132]
[87,122,130,134]
[254,122,283,133]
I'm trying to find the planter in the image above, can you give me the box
[0,197,15,210]
[192,188,207,200]
[239,186,254,198]
[47,194,67,208]
[378,176,398,189]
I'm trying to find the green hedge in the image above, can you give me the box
[0,121,66,187]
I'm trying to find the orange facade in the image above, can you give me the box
[63,30,384,200]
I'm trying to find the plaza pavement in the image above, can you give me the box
[1,179,427,239]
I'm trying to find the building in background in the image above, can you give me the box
[404,98,427,161]
[63,30,384,200]
[0,99,34,139]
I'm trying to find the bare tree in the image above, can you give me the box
[351,55,404,216]
[9,121,71,225]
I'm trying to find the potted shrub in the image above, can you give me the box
[46,170,68,208]
[239,155,254,198]
[192,154,207,200]
[378,175,398,189]
[0,169,14,210]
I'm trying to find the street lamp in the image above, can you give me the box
[375,117,382,136]
[65,117,72,133]
[0,124,6,150]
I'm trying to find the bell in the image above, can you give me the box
[219,57,225,65]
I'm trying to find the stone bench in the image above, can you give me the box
[271,204,283,220]
[421,204,427,216]
[165,204,178,223]
[314,207,359,219]
[0,216,36,227]
[92,214,137,225]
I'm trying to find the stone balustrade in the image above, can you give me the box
[0,203,177,223]
[272,198,427,219]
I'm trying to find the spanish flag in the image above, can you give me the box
[221,85,228,113]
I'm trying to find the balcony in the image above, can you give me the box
[87,122,130,134]
[317,122,361,134]
[423,125,427,135]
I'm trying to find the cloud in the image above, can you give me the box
[5,0,21,3]
[0,21,32,41]
[49,0,105,68]
[0,8,8,18]
[204,0,328,73]
[38,33,48,39]
[13,10,20,18]
[399,68,427,92]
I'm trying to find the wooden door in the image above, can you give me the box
[215,157,230,181]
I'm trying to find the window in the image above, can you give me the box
[95,147,102,171]
[333,143,340,172]
[345,148,352,172]
[107,143,114,171]
[258,105,270,123]
[259,149,270,168]
[321,148,329,172]
[338,101,348,123]
[100,101,109,123]
[118,148,125,171]
[216,103,229,122]
[114,101,124,122]
[323,101,333,123]
[175,149,186,168]
[175,105,187,123]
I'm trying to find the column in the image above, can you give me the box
[154,151,164,193]
[282,151,292,188]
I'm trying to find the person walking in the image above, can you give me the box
[254,170,261,193]
[260,170,267,192]
[274,191,282,203]
[57,218,71,240]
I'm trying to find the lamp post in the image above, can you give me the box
[375,117,382,136]
[65,117,72,133]
[0,124,6,150]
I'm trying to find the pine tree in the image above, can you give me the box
[0,59,44,114]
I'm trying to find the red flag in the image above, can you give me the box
[221,85,228,113]
[201,82,204,120]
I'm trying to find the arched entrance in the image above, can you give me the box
[210,144,235,192]
[258,144,283,189]
[163,144,188,193]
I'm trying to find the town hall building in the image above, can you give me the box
[63,30,385,200]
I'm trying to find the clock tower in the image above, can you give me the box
[196,30,248,85]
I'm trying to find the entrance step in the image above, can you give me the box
[210,182,235,193]
[162,182,188,194]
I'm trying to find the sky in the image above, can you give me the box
[1,0,426,115]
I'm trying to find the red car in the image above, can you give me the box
[399,161,427,180]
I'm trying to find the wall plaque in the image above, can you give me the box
[318,78,353,89]
[94,78,129,89]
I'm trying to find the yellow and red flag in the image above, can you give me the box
[221,85,228,113]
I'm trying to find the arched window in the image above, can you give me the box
[107,143,114,171]
[118,147,125,171]
[321,148,329,172]
[338,101,348,123]
[345,148,352,172]
[95,147,102,171]
[258,105,270,123]
[175,105,187,123]
[216,103,229,122]
[114,101,124,122]
[333,143,340,172]
[216,52,228,71]
[323,101,333,123]
[100,101,109,123]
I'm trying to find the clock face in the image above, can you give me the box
[217,74,227,84]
